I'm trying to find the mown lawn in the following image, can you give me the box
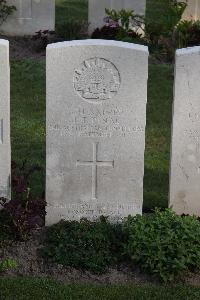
[56,0,88,25]
[11,60,45,198]
[145,64,173,210]
[1,277,200,300]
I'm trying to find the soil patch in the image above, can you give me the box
[0,229,157,285]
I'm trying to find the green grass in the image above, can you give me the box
[56,0,88,27]
[11,60,45,197]
[144,64,173,210]
[1,277,200,300]
[55,0,88,40]
[146,0,169,22]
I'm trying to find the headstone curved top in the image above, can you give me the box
[46,39,148,225]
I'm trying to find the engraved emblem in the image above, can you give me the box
[74,58,121,103]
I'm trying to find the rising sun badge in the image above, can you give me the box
[73,58,121,103]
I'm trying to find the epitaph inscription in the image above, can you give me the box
[74,58,120,103]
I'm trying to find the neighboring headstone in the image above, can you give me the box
[46,39,148,225]
[179,0,200,21]
[0,0,55,36]
[0,40,11,200]
[170,46,200,216]
[88,0,146,35]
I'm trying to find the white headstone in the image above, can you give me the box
[170,46,200,216]
[0,0,55,36]
[46,39,148,225]
[0,40,11,200]
[179,0,200,21]
[88,0,146,35]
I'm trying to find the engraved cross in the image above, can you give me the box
[76,142,114,200]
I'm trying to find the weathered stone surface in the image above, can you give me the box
[0,0,55,36]
[46,39,148,225]
[179,0,200,20]
[170,46,200,216]
[88,0,146,35]
[0,40,11,200]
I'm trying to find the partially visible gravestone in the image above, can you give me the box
[46,40,148,225]
[170,46,200,216]
[179,0,200,20]
[0,0,55,36]
[0,40,11,200]
[88,0,146,35]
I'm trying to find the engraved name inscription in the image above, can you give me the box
[73,58,120,103]
[48,105,144,138]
